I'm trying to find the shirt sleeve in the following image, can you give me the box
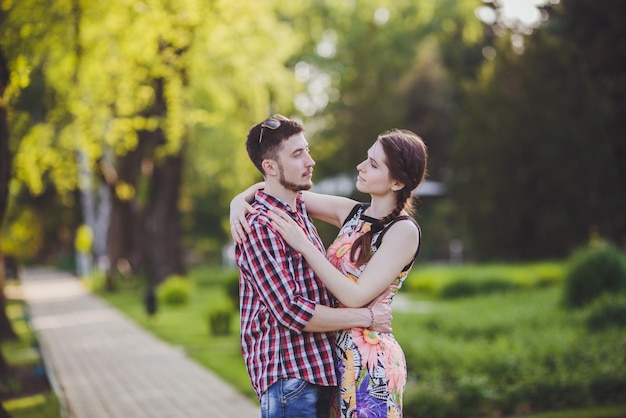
[239,217,317,334]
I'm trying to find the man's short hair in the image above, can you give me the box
[246,116,304,174]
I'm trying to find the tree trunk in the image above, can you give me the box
[0,48,18,342]
[104,67,186,288]
[143,151,186,285]
[139,75,185,286]
[104,143,146,290]
[105,196,141,289]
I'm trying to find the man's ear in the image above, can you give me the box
[262,159,277,177]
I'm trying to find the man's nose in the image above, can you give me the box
[306,154,315,166]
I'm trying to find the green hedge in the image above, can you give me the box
[406,262,565,298]
[395,286,626,417]
[95,263,625,417]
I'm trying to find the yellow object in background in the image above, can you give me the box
[74,224,94,253]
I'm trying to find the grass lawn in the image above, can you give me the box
[92,265,626,418]
[504,405,626,418]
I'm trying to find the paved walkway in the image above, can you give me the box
[19,267,259,418]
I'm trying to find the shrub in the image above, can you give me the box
[534,266,564,288]
[589,374,626,403]
[518,379,590,411]
[207,309,233,336]
[206,302,234,336]
[157,275,192,306]
[585,293,626,331]
[479,279,517,294]
[455,375,490,415]
[439,278,516,299]
[225,271,240,307]
[404,388,459,418]
[562,242,626,308]
[439,280,477,299]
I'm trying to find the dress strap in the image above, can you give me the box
[341,203,368,227]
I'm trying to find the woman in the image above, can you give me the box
[231,129,428,417]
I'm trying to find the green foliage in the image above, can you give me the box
[225,271,240,308]
[202,270,238,336]
[439,278,517,299]
[1,208,43,261]
[157,275,192,307]
[206,305,234,337]
[288,0,484,181]
[395,285,626,417]
[3,0,625,268]
[451,1,626,260]
[96,263,626,415]
[404,388,458,418]
[585,293,626,331]
[589,375,626,405]
[562,242,626,309]
[505,404,626,418]
[405,262,564,297]
[2,0,305,268]
[1,297,61,417]
[190,266,238,288]
[3,394,61,418]
[80,269,107,292]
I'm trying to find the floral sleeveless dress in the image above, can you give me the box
[328,204,421,418]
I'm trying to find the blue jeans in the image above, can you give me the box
[260,378,333,418]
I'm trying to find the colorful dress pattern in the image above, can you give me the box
[328,204,420,418]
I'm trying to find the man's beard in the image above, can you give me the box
[278,165,313,192]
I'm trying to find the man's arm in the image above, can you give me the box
[304,292,392,333]
[304,305,370,332]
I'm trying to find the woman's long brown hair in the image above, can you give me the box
[349,129,428,266]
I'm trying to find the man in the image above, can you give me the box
[233,114,391,418]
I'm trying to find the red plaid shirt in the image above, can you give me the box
[236,190,338,400]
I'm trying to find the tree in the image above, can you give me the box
[1,0,305,281]
[553,0,626,248]
[278,0,483,177]
[0,44,19,418]
[451,0,626,260]
[272,0,486,253]
[0,46,18,340]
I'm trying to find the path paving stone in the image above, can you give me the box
[20,268,259,418]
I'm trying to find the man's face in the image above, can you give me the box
[275,132,315,192]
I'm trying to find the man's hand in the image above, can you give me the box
[368,290,392,333]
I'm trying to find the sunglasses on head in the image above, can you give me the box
[259,114,290,143]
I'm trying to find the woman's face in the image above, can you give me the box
[355,141,394,195]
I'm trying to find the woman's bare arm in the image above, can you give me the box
[301,191,357,228]
[229,182,356,242]
[270,209,419,307]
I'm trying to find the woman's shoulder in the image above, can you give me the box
[386,216,420,238]
[389,215,420,231]
[373,215,421,252]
